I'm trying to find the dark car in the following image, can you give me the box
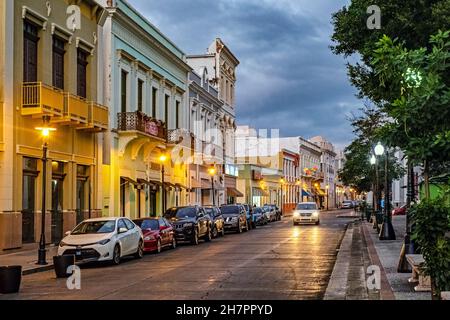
[220,204,248,233]
[242,204,255,229]
[133,217,176,253]
[204,206,225,238]
[164,206,212,245]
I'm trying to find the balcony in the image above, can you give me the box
[168,129,194,147]
[202,140,224,164]
[21,82,64,117]
[117,111,166,140]
[90,102,109,131]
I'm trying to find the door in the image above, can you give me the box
[150,190,157,217]
[124,219,140,253]
[158,218,168,245]
[52,37,65,89]
[117,219,131,254]
[51,178,64,244]
[23,22,38,82]
[22,158,38,243]
[77,49,88,98]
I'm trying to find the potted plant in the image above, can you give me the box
[0,265,22,294]
[53,255,75,278]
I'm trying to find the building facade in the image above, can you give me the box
[187,39,240,205]
[0,0,108,250]
[102,0,191,218]
[310,136,337,210]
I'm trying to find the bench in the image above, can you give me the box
[442,292,450,300]
[406,254,431,292]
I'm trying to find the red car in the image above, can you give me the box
[133,217,176,253]
[392,205,407,216]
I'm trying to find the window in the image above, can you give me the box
[23,21,39,82]
[52,37,65,90]
[117,219,127,231]
[121,70,128,113]
[124,219,135,230]
[77,49,88,98]
[151,87,157,118]
[175,101,180,129]
[164,94,169,126]
[137,79,144,112]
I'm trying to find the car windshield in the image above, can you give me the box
[165,207,196,219]
[71,220,116,235]
[220,206,239,214]
[254,208,261,214]
[343,201,352,204]
[204,208,215,216]
[134,219,159,230]
[296,203,317,210]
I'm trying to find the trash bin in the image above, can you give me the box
[0,265,22,294]
[53,255,75,278]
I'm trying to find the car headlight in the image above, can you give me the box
[231,216,238,222]
[183,223,194,228]
[97,239,111,246]
[59,241,68,247]
[144,235,155,241]
[312,211,319,217]
[293,212,300,217]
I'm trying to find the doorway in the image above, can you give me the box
[51,162,65,244]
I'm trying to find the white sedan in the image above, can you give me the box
[58,217,144,265]
[293,202,320,225]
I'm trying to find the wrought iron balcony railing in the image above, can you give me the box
[117,111,166,140]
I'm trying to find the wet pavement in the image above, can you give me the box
[1,210,356,300]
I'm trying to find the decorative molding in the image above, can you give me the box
[51,23,73,44]
[46,1,52,17]
[76,37,95,56]
[22,6,48,30]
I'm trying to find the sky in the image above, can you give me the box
[128,0,360,150]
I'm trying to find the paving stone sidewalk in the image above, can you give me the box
[0,245,58,275]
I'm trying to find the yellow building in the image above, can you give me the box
[0,0,108,251]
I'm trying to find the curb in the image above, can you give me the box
[22,264,54,276]
[361,222,396,300]
[324,223,353,300]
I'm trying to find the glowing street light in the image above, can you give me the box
[35,117,56,265]
[374,142,385,156]
[159,153,168,213]
[208,164,217,206]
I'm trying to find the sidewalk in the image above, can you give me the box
[0,245,58,275]
[325,215,431,300]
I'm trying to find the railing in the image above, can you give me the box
[168,129,194,146]
[90,102,109,130]
[117,111,166,140]
[64,93,89,124]
[22,82,64,116]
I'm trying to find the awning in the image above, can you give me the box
[175,183,187,190]
[227,187,243,198]
[120,176,139,186]
[302,189,313,197]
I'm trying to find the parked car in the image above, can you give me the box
[220,204,248,233]
[265,204,281,221]
[133,217,176,253]
[341,200,354,209]
[263,205,278,222]
[242,204,255,229]
[293,202,320,225]
[252,207,268,225]
[261,206,272,223]
[58,217,144,265]
[392,205,407,216]
[164,206,212,245]
[204,206,225,238]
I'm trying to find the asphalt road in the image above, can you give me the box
[2,210,356,300]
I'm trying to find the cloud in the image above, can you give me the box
[128,0,360,148]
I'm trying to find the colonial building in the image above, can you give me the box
[0,0,108,251]
[310,136,337,210]
[187,39,240,204]
[101,0,191,218]
[280,148,301,213]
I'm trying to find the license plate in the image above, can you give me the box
[76,250,82,256]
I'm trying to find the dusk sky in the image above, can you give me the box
[128,0,360,150]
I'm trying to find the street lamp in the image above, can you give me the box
[208,164,217,206]
[35,117,56,265]
[159,153,168,214]
[374,142,396,240]
[280,178,285,216]
[326,184,330,211]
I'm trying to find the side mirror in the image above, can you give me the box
[65,231,71,236]
[118,227,128,234]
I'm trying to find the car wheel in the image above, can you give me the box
[112,244,121,265]
[212,225,218,238]
[134,240,144,259]
[171,237,177,249]
[156,239,162,253]
[191,229,199,245]
[204,226,212,242]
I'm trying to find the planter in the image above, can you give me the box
[0,265,22,294]
[53,255,75,278]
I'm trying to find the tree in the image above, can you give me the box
[331,0,450,104]
[372,31,450,197]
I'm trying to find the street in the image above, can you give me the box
[1,210,356,300]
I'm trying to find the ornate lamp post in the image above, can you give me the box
[208,164,217,206]
[374,142,396,240]
[159,153,168,214]
[325,184,330,211]
[35,117,56,265]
